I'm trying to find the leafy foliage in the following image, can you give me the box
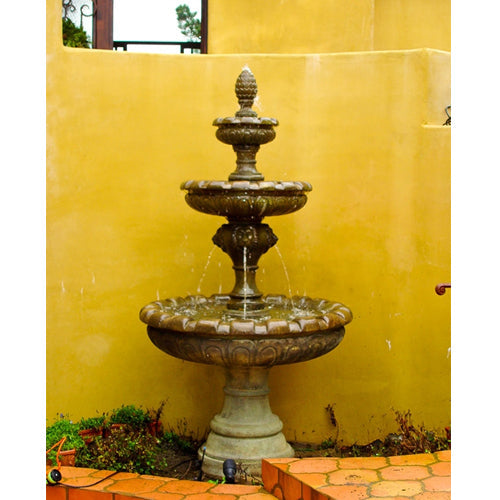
[46,415,86,464]
[392,409,450,454]
[77,427,168,475]
[175,4,201,41]
[315,407,450,458]
[62,18,91,48]
[109,404,152,430]
[78,414,107,431]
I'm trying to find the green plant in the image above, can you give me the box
[109,404,152,431]
[162,417,207,452]
[393,409,449,454]
[78,413,107,431]
[76,427,168,475]
[147,400,166,423]
[62,18,90,48]
[46,415,86,464]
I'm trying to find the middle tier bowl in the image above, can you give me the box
[181,180,312,221]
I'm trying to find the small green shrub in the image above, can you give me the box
[78,414,107,431]
[109,404,152,430]
[393,409,449,454]
[76,427,168,475]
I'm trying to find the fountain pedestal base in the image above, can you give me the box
[200,366,294,479]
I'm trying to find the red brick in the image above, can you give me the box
[68,488,113,500]
[46,485,67,500]
[261,459,279,491]
[280,469,303,499]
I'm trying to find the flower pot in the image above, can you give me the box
[147,420,162,437]
[102,423,126,438]
[78,428,102,444]
[59,449,76,467]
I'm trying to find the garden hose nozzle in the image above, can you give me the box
[47,469,62,485]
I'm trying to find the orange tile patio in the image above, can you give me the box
[46,451,450,500]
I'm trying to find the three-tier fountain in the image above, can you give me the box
[140,69,352,479]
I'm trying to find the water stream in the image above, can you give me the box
[274,245,294,301]
[196,246,216,294]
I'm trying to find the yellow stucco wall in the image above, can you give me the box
[208,0,450,54]
[46,0,450,444]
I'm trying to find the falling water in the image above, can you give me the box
[274,245,293,300]
[217,261,223,294]
[196,246,216,294]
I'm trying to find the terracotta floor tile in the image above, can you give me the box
[429,461,450,477]
[186,493,237,500]
[159,479,213,494]
[239,494,280,500]
[318,484,370,499]
[414,493,451,500]
[86,479,117,492]
[211,483,263,495]
[108,477,167,494]
[435,450,451,462]
[337,457,388,470]
[289,458,339,473]
[271,462,290,471]
[327,468,379,486]
[62,476,111,489]
[110,472,139,479]
[266,457,298,464]
[140,474,177,481]
[127,493,184,500]
[59,467,96,478]
[364,497,408,500]
[379,465,430,481]
[422,476,451,492]
[292,472,330,488]
[369,480,424,497]
[90,470,117,478]
[388,454,436,466]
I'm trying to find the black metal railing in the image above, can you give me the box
[113,41,201,53]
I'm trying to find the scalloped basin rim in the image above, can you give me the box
[213,116,278,126]
[140,294,352,338]
[181,180,312,192]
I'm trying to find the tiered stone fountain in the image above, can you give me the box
[140,69,352,479]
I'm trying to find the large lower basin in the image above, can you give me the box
[140,294,351,367]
